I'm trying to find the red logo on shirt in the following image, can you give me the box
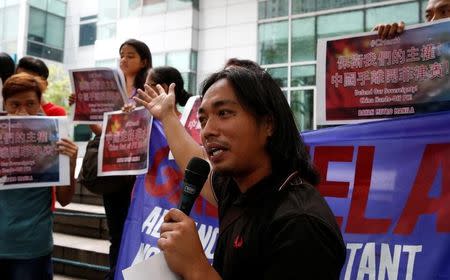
[233,235,243,248]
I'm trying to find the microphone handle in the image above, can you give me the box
[178,182,199,215]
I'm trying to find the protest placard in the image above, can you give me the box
[98,107,152,176]
[317,19,450,125]
[70,67,128,124]
[0,116,70,190]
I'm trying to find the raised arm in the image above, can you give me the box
[134,83,216,206]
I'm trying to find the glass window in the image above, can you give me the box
[167,51,190,72]
[26,4,65,62]
[317,10,364,39]
[4,5,19,40]
[79,22,97,46]
[27,41,63,61]
[28,0,46,10]
[192,0,199,10]
[292,0,316,14]
[48,0,66,17]
[120,0,141,17]
[266,66,288,88]
[97,23,116,40]
[292,17,315,62]
[258,21,288,65]
[365,3,420,31]
[168,0,193,10]
[421,0,428,22]
[316,0,363,11]
[290,89,314,131]
[293,0,364,14]
[190,50,197,71]
[152,53,165,67]
[98,0,118,22]
[28,7,46,43]
[45,13,64,48]
[143,0,166,14]
[366,0,392,3]
[258,0,288,19]
[291,65,315,87]
[181,72,196,95]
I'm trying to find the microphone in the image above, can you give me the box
[178,157,211,215]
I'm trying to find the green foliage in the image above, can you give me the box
[45,65,71,111]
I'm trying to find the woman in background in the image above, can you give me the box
[123,66,193,116]
[146,66,192,113]
[72,39,152,279]
[102,39,152,280]
[0,52,15,111]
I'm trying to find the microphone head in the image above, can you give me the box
[185,157,210,183]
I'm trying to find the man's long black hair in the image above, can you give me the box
[200,66,320,186]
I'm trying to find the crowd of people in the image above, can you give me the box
[0,0,448,278]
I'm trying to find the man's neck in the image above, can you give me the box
[234,162,272,193]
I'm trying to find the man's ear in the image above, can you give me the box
[43,80,48,91]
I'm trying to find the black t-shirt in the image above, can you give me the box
[211,172,346,280]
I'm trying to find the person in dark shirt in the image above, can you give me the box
[134,61,346,279]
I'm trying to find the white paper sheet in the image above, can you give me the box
[122,253,181,280]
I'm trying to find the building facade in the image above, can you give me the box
[1,0,429,131]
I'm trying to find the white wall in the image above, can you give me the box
[64,0,259,90]
[196,0,258,86]
[64,0,99,70]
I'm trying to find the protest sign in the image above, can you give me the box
[303,111,450,279]
[169,96,202,160]
[317,18,450,125]
[179,96,202,145]
[98,107,152,176]
[115,121,218,280]
[70,67,127,124]
[0,116,70,190]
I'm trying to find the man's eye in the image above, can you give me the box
[219,110,231,117]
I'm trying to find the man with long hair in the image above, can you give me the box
[135,63,346,279]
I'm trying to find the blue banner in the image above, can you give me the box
[303,111,450,280]
[115,121,218,280]
[117,112,450,279]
